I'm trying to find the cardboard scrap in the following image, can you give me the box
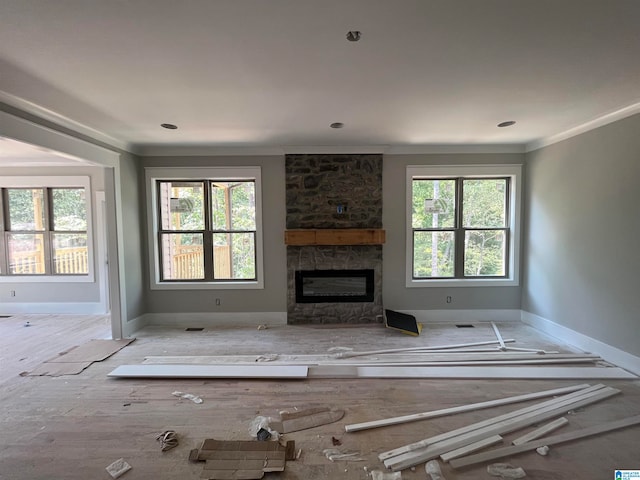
[270,407,345,433]
[21,338,135,377]
[190,438,295,480]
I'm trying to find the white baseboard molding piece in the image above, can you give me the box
[142,311,287,328]
[143,353,597,365]
[309,365,636,379]
[108,364,308,379]
[334,340,516,358]
[344,383,589,433]
[380,383,613,462]
[401,309,521,323]
[440,435,504,462]
[0,302,107,315]
[123,315,148,338]
[522,311,640,376]
[511,417,569,445]
[450,414,640,469]
[384,387,620,471]
[379,384,606,461]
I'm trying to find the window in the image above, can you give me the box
[146,167,263,289]
[0,176,92,280]
[406,165,521,287]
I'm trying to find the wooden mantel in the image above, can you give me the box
[284,229,386,246]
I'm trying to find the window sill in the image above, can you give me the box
[0,275,94,283]
[407,278,519,288]
[150,280,264,291]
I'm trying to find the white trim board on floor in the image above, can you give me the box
[450,414,640,469]
[521,311,640,376]
[108,364,308,379]
[107,364,635,380]
[344,384,589,432]
[308,365,636,379]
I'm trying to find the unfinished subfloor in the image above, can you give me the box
[0,314,638,480]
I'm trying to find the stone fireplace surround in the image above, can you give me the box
[285,154,383,324]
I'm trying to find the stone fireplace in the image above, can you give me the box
[285,154,383,324]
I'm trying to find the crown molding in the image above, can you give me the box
[526,102,640,152]
[0,90,131,153]
[385,144,525,154]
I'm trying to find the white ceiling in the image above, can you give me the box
[0,0,639,155]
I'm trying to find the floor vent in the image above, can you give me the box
[455,324,475,328]
[185,327,204,332]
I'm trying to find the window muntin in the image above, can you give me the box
[1,186,88,276]
[157,179,258,282]
[408,166,519,286]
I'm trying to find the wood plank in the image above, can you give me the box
[383,387,620,470]
[284,229,385,245]
[107,364,309,379]
[511,417,569,445]
[450,415,640,469]
[283,230,316,245]
[379,384,607,460]
[440,435,504,462]
[344,383,590,432]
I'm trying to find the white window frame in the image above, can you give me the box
[406,164,521,288]
[0,175,94,283]
[145,166,264,290]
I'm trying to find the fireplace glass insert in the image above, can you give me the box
[295,269,374,303]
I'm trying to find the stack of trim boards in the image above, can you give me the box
[376,384,625,471]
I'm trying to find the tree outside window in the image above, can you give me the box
[411,177,509,279]
[157,180,257,282]
[2,187,88,275]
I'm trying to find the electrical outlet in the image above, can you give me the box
[215,298,221,306]
[446,295,452,304]
[10,290,15,297]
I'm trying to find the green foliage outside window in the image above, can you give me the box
[412,177,508,278]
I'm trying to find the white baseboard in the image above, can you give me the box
[521,311,640,376]
[399,309,521,323]
[142,311,287,328]
[0,302,107,315]
[123,314,147,338]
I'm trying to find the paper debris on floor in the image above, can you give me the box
[106,458,132,479]
[172,391,203,404]
[323,448,364,461]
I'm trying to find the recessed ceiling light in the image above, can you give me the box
[346,31,361,42]
[497,121,516,128]
[330,122,344,129]
[161,123,178,130]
